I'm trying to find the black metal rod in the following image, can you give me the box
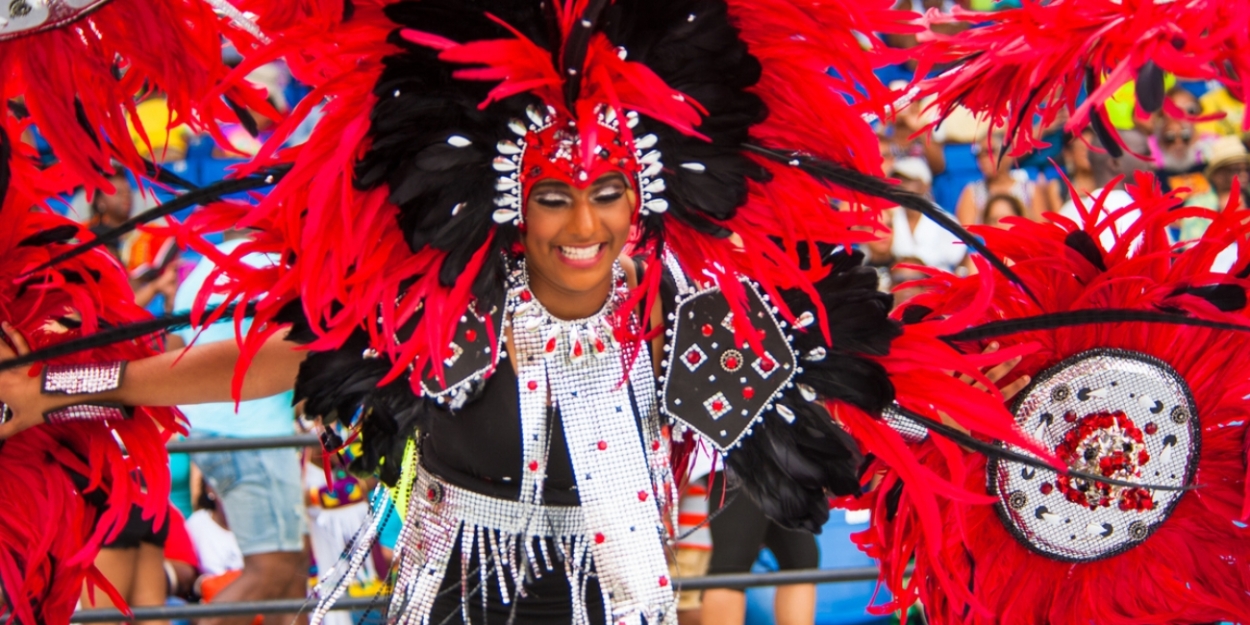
[166,434,321,453]
[70,568,885,622]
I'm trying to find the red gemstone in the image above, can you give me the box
[686,351,702,365]
[658,576,669,587]
[464,329,477,343]
[1040,483,1054,495]
[427,488,437,501]
[701,324,714,337]
[573,341,584,357]
[760,358,775,372]
[652,440,661,451]
[638,490,649,501]
[743,387,755,400]
[712,400,725,412]
[520,290,532,302]
[1144,422,1158,435]
[597,440,608,451]
[545,337,557,353]
[529,461,539,472]
[725,356,739,369]
[594,532,606,544]
[595,338,606,352]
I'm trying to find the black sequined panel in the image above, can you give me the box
[661,280,796,451]
[420,299,507,406]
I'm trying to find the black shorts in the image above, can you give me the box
[706,472,819,581]
[101,504,170,549]
[429,535,607,625]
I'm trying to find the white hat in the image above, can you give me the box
[1204,135,1250,178]
[892,157,932,186]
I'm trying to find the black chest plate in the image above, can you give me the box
[660,280,797,451]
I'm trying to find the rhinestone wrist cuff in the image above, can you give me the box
[41,361,125,396]
[44,403,128,425]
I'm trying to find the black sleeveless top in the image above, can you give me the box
[419,356,582,506]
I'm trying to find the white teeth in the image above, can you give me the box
[560,244,601,260]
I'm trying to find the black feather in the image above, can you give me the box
[1136,60,1166,114]
[1064,230,1107,271]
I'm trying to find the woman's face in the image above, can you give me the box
[521,172,635,302]
[984,198,1019,228]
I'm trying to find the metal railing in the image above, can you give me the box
[70,567,886,623]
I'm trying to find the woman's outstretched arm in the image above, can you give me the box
[0,324,306,440]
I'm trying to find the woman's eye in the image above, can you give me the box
[534,193,571,207]
[592,188,625,203]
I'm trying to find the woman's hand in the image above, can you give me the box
[974,341,1031,402]
[0,323,57,440]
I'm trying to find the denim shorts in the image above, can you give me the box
[190,433,307,555]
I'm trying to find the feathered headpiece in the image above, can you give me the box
[199,0,980,396]
[853,176,1250,624]
[911,0,1250,157]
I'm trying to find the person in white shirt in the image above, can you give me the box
[889,157,967,272]
[1057,133,1154,252]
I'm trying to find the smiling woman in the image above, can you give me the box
[523,173,636,320]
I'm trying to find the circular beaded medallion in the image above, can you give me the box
[988,349,1199,562]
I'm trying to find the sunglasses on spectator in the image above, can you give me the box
[1161,129,1194,145]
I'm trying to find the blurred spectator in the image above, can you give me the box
[129,92,193,164]
[890,158,966,271]
[702,471,818,625]
[214,64,289,159]
[863,210,897,292]
[955,138,1048,224]
[984,193,1027,228]
[163,510,201,603]
[1180,136,1250,241]
[303,446,378,625]
[82,503,174,625]
[671,447,716,625]
[1197,83,1246,139]
[886,86,946,177]
[185,481,244,578]
[1151,86,1212,200]
[1046,129,1097,212]
[1059,132,1153,249]
[169,231,308,625]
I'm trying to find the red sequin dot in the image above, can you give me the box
[652,440,661,451]
[638,491,649,502]
[743,387,755,400]
[658,576,669,587]
[1144,422,1158,435]
[712,400,725,412]
[686,351,702,365]
[520,290,532,302]
[573,341,584,357]
[1040,483,1054,495]
[595,338,606,352]
[594,532,606,544]
[427,488,437,500]
[724,356,739,369]
[464,329,477,343]
[701,324,714,337]
[597,440,608,451]
[760,358,775,372]
[529,461,539,472]
[545,337,557,353]
[527,380,538,391]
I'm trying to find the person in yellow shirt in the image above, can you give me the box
[1196,85,1246,139]
[128,94,193,163]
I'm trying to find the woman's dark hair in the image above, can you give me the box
[984,193,1026,219]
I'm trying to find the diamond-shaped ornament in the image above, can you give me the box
[703,392,732,420]
[681,344,708,372]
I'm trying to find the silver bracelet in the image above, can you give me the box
[44,403,128,425]
[41,361,126,396]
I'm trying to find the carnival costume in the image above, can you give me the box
[169,1,1049,623]
[5,0,1250,624]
